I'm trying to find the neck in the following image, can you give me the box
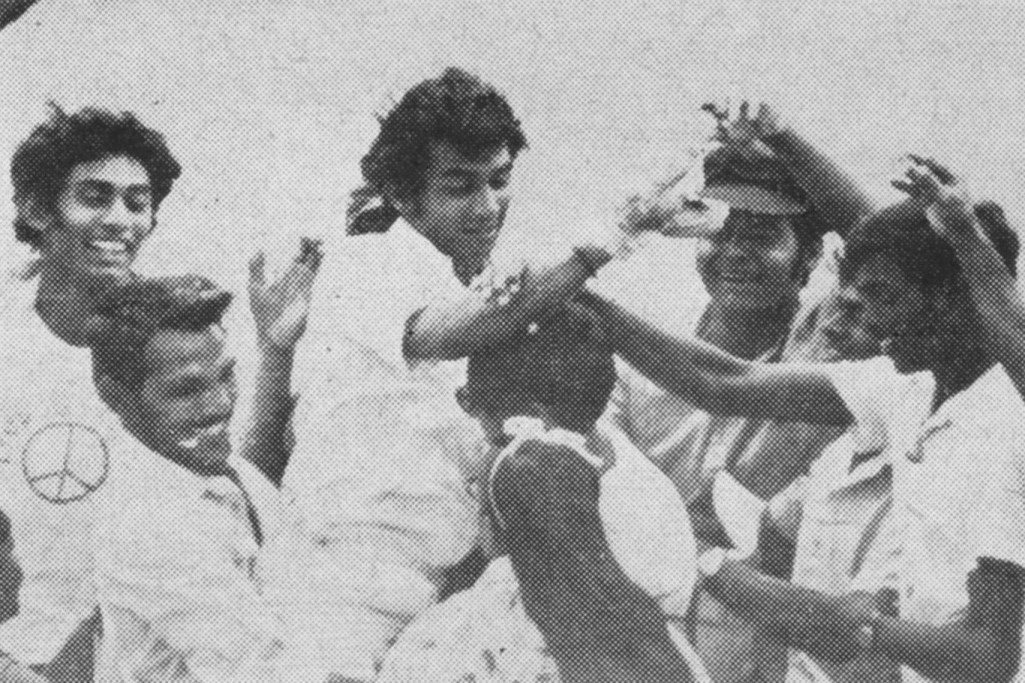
[698,296,799,360]
[931,348,993,411]
[35,265,106,346]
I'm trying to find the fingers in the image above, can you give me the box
[297,236,324,272]
[908,155,956,185]
[248,252,266,295]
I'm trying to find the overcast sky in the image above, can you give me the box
[1,0,1023,326]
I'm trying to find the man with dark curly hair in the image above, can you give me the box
[0,104,182,681]
[0,105,318,682]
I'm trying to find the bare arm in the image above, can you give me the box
[405,165,719,361]
[406,246,603,361]
[240,239,322,486]
[706,100,878,236]
[578,289,852,425]
[894,158,1025,403]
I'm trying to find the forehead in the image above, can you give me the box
[142,325,232,379]
[841,251,914,288]
[424,140,512,178]
[64,154,151,190]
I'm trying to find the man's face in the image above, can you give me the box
[0,515,22,623]
[406,141,513,278]
[128,325,237,475]
[821,253,934,372]
[696,209,807,311]
[42,155,154,288]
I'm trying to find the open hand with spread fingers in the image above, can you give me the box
[891,155,981,246]
[701,98,788,148]
[249,237,323,351]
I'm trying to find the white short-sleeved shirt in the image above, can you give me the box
[284,222,488,678]
[0,277,126,665]
[93,438,321,683]
[786,357,1025,683]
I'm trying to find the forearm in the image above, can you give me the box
[239,345,296,487]
[953,232,1025,401]
[407,248,602,360]
[873,617,1017,683]
[704,560,841,646]
[765,129,878,236]
[579,290,748,414]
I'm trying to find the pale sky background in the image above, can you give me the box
[1,0,1023,340]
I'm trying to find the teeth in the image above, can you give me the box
[176,422,228,450]
[88,240,128,253]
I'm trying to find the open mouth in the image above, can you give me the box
[176,420,230,450]
[85,239,132,262]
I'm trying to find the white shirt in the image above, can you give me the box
[94,438,320,683]
[285,222,487,679]
[0,276,124,665]
[785,357,1025,683]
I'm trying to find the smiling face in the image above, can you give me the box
[39,155,154,289]
[696,209,808,311]
[124,325,237,475]
[821,253,933,372]
[402,141,513,280]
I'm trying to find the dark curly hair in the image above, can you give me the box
[92,274,232,392]
[11,104,182,247]
[348,68,527,234]
[464,300,617,435]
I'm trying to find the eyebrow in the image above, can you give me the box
[74,179,152,192]
[439,162,514,180]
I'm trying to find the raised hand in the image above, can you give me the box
[891,155,980,245]
[702,98,787,148]
[248,237,323,350]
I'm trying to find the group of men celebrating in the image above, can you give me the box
[0,64,1024,683]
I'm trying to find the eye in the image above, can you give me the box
[489,172,511,191]
[76,185,112,208]
[124,190,152,214]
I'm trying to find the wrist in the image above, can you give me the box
[573,244,613,276]
[258,341,295,367]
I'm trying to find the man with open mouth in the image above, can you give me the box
[90,274,335,683]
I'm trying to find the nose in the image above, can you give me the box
[471,185,501,219]
[101,196,138,234]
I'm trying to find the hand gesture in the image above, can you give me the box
[891,155,980,245]
[617,146,728,239]
[249,237,323,350]
[702,98,787,148]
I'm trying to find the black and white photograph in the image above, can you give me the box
[1,1,1024,681]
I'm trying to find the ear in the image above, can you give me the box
[455,385,474,415]
[94,371,131,414]
[15,195,54,237]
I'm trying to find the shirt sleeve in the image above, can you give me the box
[822,356,935,455]
[96,504,308,683]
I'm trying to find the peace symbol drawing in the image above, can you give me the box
[21,423,109,504]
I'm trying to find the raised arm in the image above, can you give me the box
[578,289,852,426]
[405,167,720,361]
[893,157,1025,403]
[705,100,879,236]
[240,238,322,486]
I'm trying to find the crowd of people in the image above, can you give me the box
[1,61,1024,683]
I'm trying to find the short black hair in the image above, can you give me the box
[703,143,829,249]
[842,199,1019,300]
[92,275,232,393]
[465,301,616,434]
[349,68,527,234]
[11,104,182,247]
